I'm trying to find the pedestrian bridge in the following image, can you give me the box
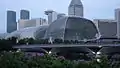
[13,43,120,49]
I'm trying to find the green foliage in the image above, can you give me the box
[27,38,35,44]
[18,39,26,45]
[0,39,13,51]
[0,52,27,68]
[34,39,49,44]
[53,39,63,44]
[0,52,119,68]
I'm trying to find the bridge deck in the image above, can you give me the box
[13,44,120,49]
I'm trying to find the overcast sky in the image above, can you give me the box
[0,0,120,33]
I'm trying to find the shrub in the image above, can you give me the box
[0,52,120,68]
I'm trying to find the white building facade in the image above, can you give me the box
[18,18,48,30]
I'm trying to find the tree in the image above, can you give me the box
[0,52,28,68]
[18,39,26,45]
[7,37,18,45]
[53,39,63,44]
[27,38,35,44]
[0,39,13,51]
[63,40,71,44]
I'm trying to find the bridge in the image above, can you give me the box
[13,43,120,49]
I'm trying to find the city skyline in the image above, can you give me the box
[0,0,120,33]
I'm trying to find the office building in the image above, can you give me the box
[45,10,57,24]
[68,0,83,17]
[7,10,17,33]
[94,19,117,38]
[20,10,30,19]
[18,18,48,30]
[115,8,120,38]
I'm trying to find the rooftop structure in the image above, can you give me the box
[45,10,57,24]
[45,16,98,41]
[6,25,48,39]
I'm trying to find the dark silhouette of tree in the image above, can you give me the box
[27,38,35,44]
[0,39,13,51]
[63,40,71,44]
[18,39,26,45]
[53,39,63,44]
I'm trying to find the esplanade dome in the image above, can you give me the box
[44,16,99,41]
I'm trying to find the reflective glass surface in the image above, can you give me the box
[45,16,98,40]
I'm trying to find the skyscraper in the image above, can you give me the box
[7,10,17,33]
[45,10,57,24]
[20,10,30,19]
[115,8,120,38]
[68,0,83,17]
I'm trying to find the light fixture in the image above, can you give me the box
[48,51,52,54]
[97,52,101,55]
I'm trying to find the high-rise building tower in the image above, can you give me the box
[45,10,57,24]
[20,10,30,19]
[68,0,83,17]
[115,8,120,38]
[7,10,17,33]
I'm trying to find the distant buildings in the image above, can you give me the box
[5,0,120,41]
[20,10,30,19]
[7,16,98,40]
[45,10,57,24]
[68,0,83,17]
[7,10,17,33]
[18,18,47,30]
[94,19,117,38]
[18,19,28,30]
[115,8,120,38]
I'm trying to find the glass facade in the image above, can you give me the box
[7,11,17,33]
[45,16,98,40]
[6,16,98,41]
[34,26,48,39]
[20,10,30,19]
[6,25,48,39]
